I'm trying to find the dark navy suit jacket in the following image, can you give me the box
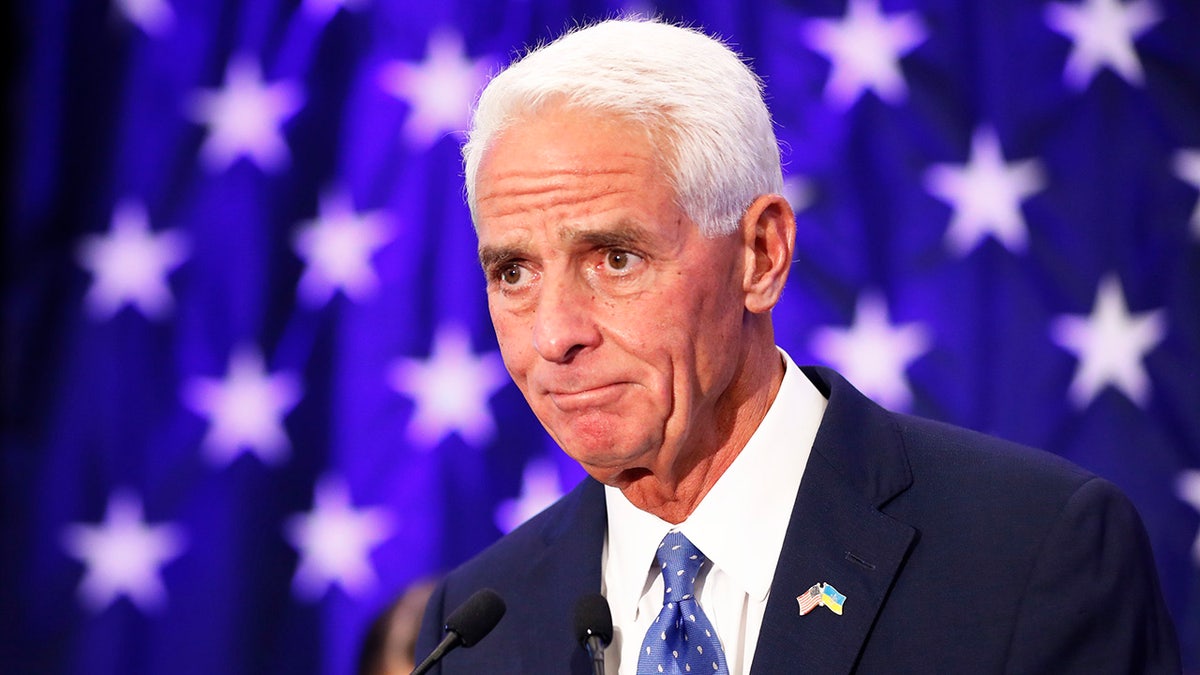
[416,367,1179,673]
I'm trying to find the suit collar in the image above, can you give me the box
[751,367,916,674]
[802,366,913,507]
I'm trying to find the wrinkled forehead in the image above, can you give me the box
[477,218,661,267]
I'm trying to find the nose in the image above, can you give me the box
[532,273,600,363]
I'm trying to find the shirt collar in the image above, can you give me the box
[604,349,827,605]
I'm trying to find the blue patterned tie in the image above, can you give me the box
[637,532,730,674]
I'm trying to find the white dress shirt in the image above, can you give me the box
[601,350,828,674]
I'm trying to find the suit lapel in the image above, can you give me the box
[515,477,608,674]
[751,367,916,674]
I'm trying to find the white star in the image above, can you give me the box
[1044,0,1161,90]
[1051,274,1166,409]
[113,0,174,36]
[186,55,304,173]
[181,347,303,466]
[377,30,493,150]
[284,475,394,601]
[292,191,394,308]
[302,0,367,21]
[387,324,510,449]
[1178,471,1200,565]
[923,127,1047,256]
[1172,149,1200,240]
[494,457,564,534]
[801,0,928,109]
[76,200,189,321]
[810,292,931,411]
[60,489,187,613]
[783,175,816,214]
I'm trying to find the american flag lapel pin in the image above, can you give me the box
[797,582,846,616]
[796,583,822,615]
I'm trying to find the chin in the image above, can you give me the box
[575,459,651,489]
[560,433,656,479]
[537,403,662,466]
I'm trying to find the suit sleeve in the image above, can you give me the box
[1004,477,1180,673]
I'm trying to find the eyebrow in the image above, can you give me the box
[478,244,521,271]
[477,220,651,270]
[570,221,646,250]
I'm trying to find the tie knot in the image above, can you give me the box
[656,531,706,603]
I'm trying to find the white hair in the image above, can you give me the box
[462,18,783,237]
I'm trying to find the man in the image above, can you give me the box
[416,18,1179,674]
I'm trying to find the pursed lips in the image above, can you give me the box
[544,382,629,412]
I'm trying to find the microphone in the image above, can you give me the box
[411,588,506,675]
[573,593,613,675]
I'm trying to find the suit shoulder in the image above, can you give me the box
[803,365,1098,505]
[882,412,1141,538]
[892,412,1095,490]
[441,477,601,589]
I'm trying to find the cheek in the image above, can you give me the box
[490,311,531,373]
[660,275,744,384]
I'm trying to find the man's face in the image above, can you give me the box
[474,106,754,488]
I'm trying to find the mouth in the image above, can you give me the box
[546,382,628,412]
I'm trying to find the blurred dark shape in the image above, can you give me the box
[358,577,438,675]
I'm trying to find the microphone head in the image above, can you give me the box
[444,588,506,648]
[573,593,613,646]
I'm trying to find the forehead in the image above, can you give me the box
[473,106,682,243]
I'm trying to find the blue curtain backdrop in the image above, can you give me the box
[3,0,1199,672]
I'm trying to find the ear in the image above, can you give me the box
[740,193,796,314]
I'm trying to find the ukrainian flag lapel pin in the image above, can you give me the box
[796,582,846,616]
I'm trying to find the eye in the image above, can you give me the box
[603,249,643,273]
[496,261,535,288]
[499,264,524,285]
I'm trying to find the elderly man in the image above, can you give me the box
[415,18,1179,674]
